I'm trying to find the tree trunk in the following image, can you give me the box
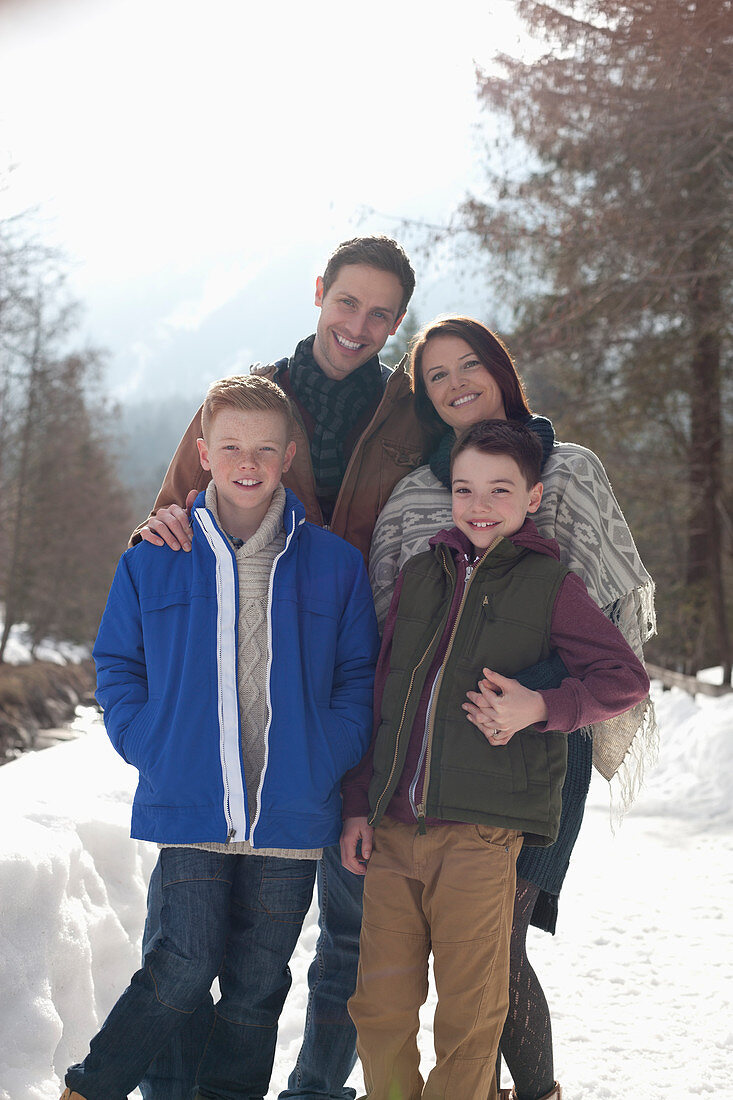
[686,257,730,681]
[0,301,44,664]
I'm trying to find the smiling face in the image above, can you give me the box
[451,447,543,552]
[421,334,507,431]
[313,263,406,381]
[197,408,296,541]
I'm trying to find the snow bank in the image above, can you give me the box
[0,712,153,1100]
[1,684,731,1099]
[637,685,733,825]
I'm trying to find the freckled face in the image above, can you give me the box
[197,408,296,539]
[421,334,507,430]
[313,263,405,381]
[451,448,542,551]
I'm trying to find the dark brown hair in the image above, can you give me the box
[450,419,542,488]
[410,315,531,438]
[321,236,415,316]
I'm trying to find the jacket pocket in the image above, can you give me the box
[120,697,162,773]
[378,440,423,512]
[314,706,364,787]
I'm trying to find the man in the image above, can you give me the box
[134,236,426,1100]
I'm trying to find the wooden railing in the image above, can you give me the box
[646,663,733,697]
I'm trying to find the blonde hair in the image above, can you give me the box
[201,374,294,440]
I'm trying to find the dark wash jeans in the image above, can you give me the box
[140,843,365,1100]
[66,847,316,1100]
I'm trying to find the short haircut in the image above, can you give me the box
[201,374,295,440]
[450,419,543,489]
[410,315,531,440]
[321,236,416,316]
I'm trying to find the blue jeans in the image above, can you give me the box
[139,844,365,1100]
[66,848,316,1100]
[139,858,215,1100]
[279,843,364,1100]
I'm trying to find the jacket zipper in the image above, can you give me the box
[193,507,247,844]
[414,538,501,833]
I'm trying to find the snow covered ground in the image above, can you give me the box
[1,682,731,1100]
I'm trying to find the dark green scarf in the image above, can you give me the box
[289,335,382,501]
[428,413,556,489]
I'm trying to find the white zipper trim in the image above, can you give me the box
[250,509,302,846]
[194,508,247,841]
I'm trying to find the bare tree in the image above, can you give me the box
[0,214,133,662]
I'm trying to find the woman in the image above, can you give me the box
[368,315,657,1100]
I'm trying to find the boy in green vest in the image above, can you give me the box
[340,419,649,1100]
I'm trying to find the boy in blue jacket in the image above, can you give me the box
[61,375,379,1100]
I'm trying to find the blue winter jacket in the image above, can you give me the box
[93,488,379,849]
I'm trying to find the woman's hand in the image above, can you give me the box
[139,489,198,551]
[340,816,374,875]
[463,667,549,746]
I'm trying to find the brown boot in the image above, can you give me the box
[59,1089,88,1100]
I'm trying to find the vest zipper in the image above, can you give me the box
[367,558,449,827]
[408,673,441,830]
[369,616,444,826]
[414,538,501,831]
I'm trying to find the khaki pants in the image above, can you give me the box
[349,816,522,1100]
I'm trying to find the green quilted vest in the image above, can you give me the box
[369,537,570,846]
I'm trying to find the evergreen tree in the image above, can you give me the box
[380,311,422,370]
[453,0,732,675]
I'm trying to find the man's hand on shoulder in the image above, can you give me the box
[139,489,198,551]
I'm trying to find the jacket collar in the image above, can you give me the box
[429,517,561,563]
[191,485,307,546]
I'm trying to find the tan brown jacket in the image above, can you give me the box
[131,356,428,564]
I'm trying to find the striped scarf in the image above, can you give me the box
[289,335,382,502]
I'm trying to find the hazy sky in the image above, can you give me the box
[0,0,537,401]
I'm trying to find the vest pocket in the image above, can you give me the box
[452,590,499,655]
[438,714,529,796]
